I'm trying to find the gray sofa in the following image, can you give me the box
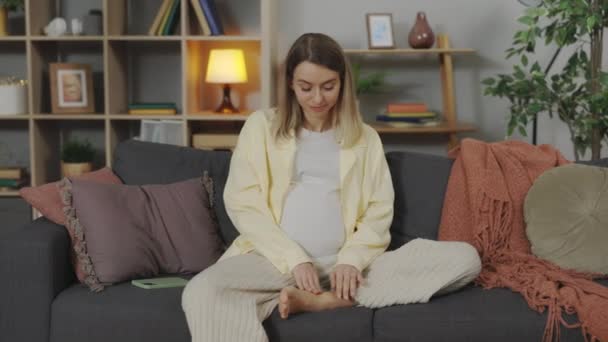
[1,139,606,342]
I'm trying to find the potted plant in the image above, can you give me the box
[353,63,386,112]
[0,0,24,36]
[61,139,96,177]
[483,0,607,160]
[353,63,386,96]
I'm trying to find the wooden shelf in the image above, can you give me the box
[184,35,261,41]
[344,48,476,55]
[30,36,104,41]
[0,191,20,197]
[187,112,250,121]
[31,114,105,120]
[106,35,183,41]
[0,115,30,120]
[371,122,476,134]
[108,114,182,120]
[0,36,27,41]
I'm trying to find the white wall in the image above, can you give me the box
[278,0,608,159]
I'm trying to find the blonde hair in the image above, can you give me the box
[274,33,363,148]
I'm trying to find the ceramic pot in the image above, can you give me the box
[408,12,435,49]
[61,162,93,178]
[83,9,103,35]
[0,83,27,115]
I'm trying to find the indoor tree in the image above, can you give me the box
[483,0,607,160]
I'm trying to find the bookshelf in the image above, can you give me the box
[0,0,278,204]
[347,34,477,150]
[0,0,475,228]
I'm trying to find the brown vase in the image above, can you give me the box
[408,12,435,49]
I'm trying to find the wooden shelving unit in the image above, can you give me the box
[0,0,278,200]
[347,34,476,150]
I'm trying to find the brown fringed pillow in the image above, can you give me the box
[60,172,223,292]
[19,167,123,225]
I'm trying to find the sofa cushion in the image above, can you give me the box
[264,306,373,342]
[112,139,239,247]
[50,281,374,342]
[385,151,454,250]
[525,164,608,274]
[372,279,608,342]
[60,175,223,292]
[50,282,191,342]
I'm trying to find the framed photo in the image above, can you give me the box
[366,13,395,49]
[50,63,95,114]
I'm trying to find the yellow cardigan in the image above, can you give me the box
[218,109,394,274]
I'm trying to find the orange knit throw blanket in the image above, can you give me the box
[438,138,608,342]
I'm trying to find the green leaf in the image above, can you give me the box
[587,16,598,32]
[519,124,529,137]
[579,50,588,63]
[514,66,526,80]
[507,117,517,136]
[531,61,542,73]
[529,103,543,113]
[482,78,496,86]
[518,15,535,26]
[527,7,546,18]
[521,55,529,67]
[601,72,608,87]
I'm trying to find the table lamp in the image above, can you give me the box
[205,49,248,114]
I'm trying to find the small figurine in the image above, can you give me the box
[44,17,68,37]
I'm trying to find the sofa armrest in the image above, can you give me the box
[0,217,75,342]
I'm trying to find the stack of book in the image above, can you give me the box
[148,0,182,36]
[188,0,224,36]
[128,103,177,115]
[0,167,28,191]
[376,103,441,127]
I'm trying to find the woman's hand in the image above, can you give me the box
[292,262,322,294]
[331,264,364,301]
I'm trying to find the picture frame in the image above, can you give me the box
[49,63,95,114]
[366,13,395,49]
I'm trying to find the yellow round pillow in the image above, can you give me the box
[525,164,608,274]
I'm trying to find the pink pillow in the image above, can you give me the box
[19,167,123,225]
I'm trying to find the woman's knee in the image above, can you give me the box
[182,266,227,308]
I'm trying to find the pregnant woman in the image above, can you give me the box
[182,32,481,342]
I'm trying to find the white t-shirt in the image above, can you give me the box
[280,127,345,268]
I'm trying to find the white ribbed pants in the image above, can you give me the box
[181,238,481,342]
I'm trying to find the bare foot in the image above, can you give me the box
[278,286,354,319]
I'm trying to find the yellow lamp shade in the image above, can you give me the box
[205,49,248,84]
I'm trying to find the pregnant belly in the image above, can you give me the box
[280,184,345,259]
